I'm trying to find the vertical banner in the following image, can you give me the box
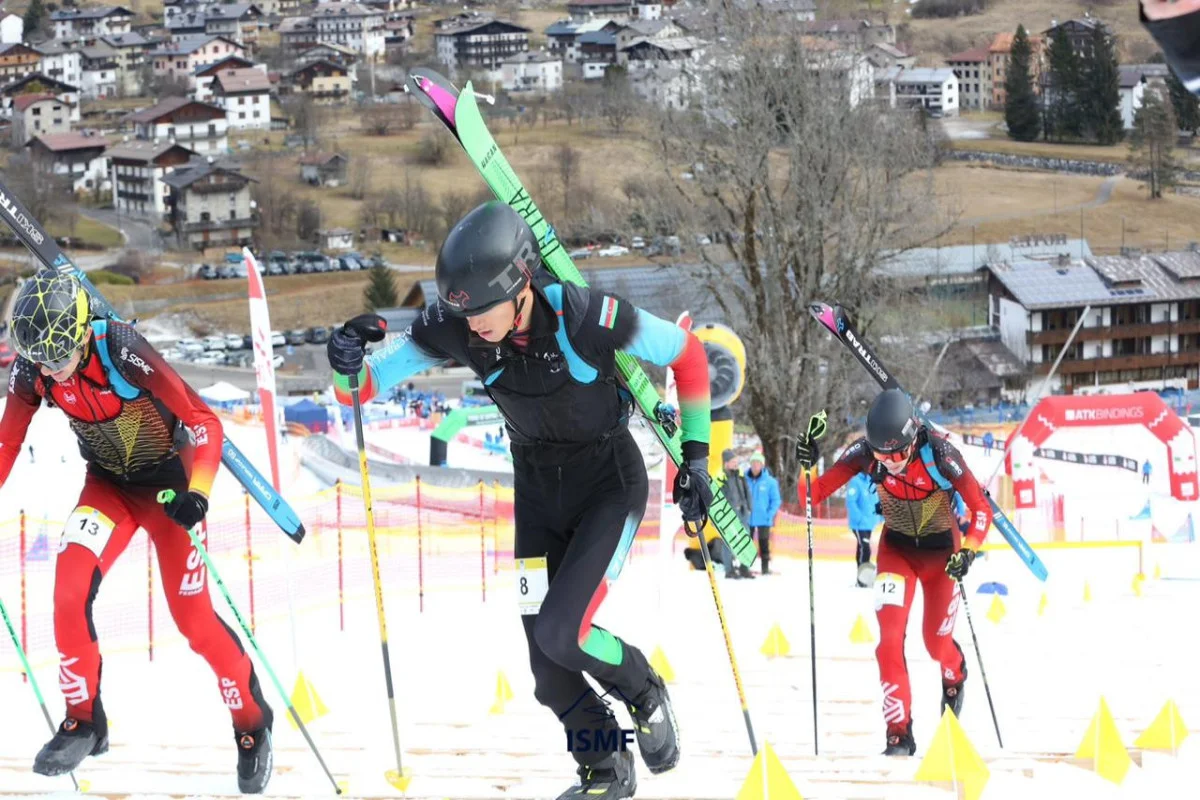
[243,248,282,490]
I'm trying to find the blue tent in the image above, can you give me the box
[285,398,329,433]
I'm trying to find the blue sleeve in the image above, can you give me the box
[369,332,444,392]
[953,492,966,517]
[768,477,781,519]
[622,307,687,366]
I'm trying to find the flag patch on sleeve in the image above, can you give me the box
[598,296,619,329]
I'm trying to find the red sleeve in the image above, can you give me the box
[0,359,41,488]
[104,323,223,499]
[802,438,873,506]
[933,437,992,549]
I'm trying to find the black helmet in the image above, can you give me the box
[435,201,538,316]
[11,270,91,370]
[866,389,918,453]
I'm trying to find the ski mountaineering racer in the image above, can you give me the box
[0,272,274,793]
[794,389,992,756]
[327,201,713,800]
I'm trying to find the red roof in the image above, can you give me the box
[947,46,989,63]
[12,93,62,112]
[29,132,109,152]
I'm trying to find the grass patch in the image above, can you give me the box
[936,164,1102,222]
[49,216,123,249]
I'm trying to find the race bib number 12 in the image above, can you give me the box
[61,506,117,559]
[516,556,549,616]
[874,572,906,611]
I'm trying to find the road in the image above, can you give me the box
[79,207,163,255]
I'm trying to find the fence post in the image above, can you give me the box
[244,494,255,636]
[147,540,155,662]
[416,476,425,614]
[479,481,486,603]
[19,510,26,683]
[336,482,345,632]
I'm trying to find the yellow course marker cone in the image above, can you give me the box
[914,708,990,800]
[1134,700,1189,755]
[849,614,874,644]
[288,671,330,729]
[1075,697,1134,785]
[489,670,515,715]
[985,594,1006,624]
[736,740,804,800]
[649,645,676,683]
[760,623,790,659]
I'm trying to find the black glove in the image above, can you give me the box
[164,491,209,530]
[328,313,388,376]
[795,433,821,469]
[672,459,714,530]
[945,548,976,580]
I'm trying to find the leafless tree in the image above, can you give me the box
[437,187,494,241]
[250,157,298,249]
[637,6,954,494]
[5,154,72,233]
[361,103,409,136]
[283,95,325,148]
[557,143,581,224]
[558,80,591,127]
[399,167,437,237]
[297,198,322,242]
[414,130,449,165]
[600,65,638,134]
[348,154,371,200]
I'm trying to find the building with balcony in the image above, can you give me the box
[983,250,1200,393]
[193,55,258,101]
[434,18,531,72]
[107,139,196,218]
[127,96,229,154]
[0,75,81,122]
[498,51,562,93]
[281,59,351,103]
[0,43,44,85]
[989,30,1044,109]
[566,0,634,22]
[153,35,246,90]
[27,131,110,194]
[52,5,134,41]
[204,3,265,47]
[886,66,958,117]
[162,158,257,249]
[544,17,622,64]
[210,67,271,130]
[312,2,386,59]
[36,42,83,89]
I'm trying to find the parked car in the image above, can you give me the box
[242,334,254,350]
[272,354,285,368]
[285,329,306,346]
[194,352,225,366]
[270,331,286,347]
[265,259,285,276]
[203,336,227,351]
[631,236,645,250]
[160,348,182,362]
[0,341,15,367]
[305,326,330,344]
[312,256,332,273]
[197,264,217,280]
[223,333,243,350]
[177,338,204,355]
[597,245,629,257]
[217,265,237,279]
[224,352,253,368]
[568,247,591,260]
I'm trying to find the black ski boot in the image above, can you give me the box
[236,727,273,794]
[33,717,109,776]
[626,670,679,774]
[555,751,636,799]
[941,640,967,718]
[883,722,916,756]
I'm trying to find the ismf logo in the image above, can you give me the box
[447,290,470,308]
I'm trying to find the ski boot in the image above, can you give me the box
[883,722,916,756]
[236,727,273,794]
[33,717,109,776]
[738,565,756,579]
[556,750,636,799]
[626,670,680,774]
[941,640,967,719]
[857,562,877,588]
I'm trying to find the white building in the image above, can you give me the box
[808,51,875,109]
[210,67,272,130]
[499,52,562,93]
[52,5,134,41]
[38,43,83,89]
[435,17,531,72]
[0,12,23,44]
[153,35,247,90]
[629,62,697,110]
[79,43,119,100]
[312,2,386,60]
[127,97,229,154]
[891,67,959,117]
[544,18,621,65]
[1119,64,1170,130]
[194,55,259,102]
[107,139,196,219]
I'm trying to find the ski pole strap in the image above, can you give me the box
[807,410,828,442]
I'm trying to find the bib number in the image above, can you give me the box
[60,506,117,559]
[874,572,906,611]
[516,556,549,616]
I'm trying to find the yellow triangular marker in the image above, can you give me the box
[1037,592,1048,617]
[1154,563,1162,579]
[385,768,412,792]
[1134,699,1189,754]
[650,645,676,683]
[489,670,515,715]
[985,594,1006,624]
[288,671,329,729]
[1075,697,1133,785]
[760,623,790,659]
[735,740,804,800]
[914,708,990,800]
[1132,573,1145,597]
[1083,581,1092,603]
[849,614,875,644]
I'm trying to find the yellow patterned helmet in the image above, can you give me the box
[10,270,91,371]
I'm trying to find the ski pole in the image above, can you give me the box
[155,491,342,793]
[0,595,79,791]
[802,410,828,757]
[681,475,758,756]
[956,579,1003,747]
[347,373,409,790]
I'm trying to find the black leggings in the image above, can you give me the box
[853,529,872,566]
[513,429,652,767]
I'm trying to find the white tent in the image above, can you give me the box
[198,381,251,407]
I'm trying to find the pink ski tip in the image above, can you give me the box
[420,77,458,125]
[809,303,838,332]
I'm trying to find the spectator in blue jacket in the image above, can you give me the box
[746,452,781,575]
[846,471,881,587]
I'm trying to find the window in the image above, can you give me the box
[230,209,237,220]
[238,112,245,119]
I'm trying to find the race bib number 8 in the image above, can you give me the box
[516,556,549,616]
[874,572,906,611]
[60,506,117,559]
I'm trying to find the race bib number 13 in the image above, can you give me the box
[516,556,549,616]
[874,572,906,611]
[61,506,117,559]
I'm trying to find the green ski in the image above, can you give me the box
[406,68,756,567]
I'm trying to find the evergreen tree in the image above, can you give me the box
[1129,86,1179,199]
[1045,25,1081,140]
[1167,65,1200,134]
[1080,25,1124,145]
[363,261,398,311]
[1004,26,1041,142]
[23,0,46,39]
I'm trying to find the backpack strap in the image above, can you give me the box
[90,319,142,401]
[919,441,953,491]
[541,283,600,384]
